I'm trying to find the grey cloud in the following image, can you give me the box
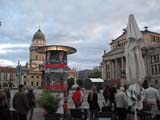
[0,0,160,69]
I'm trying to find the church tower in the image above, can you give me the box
[29,29,46,71]
[22,29,46,87]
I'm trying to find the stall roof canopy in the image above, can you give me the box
[89,78,104,82]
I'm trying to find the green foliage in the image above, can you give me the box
[67,78,75,89]
[77,79,83,87]
[36,91,61,114]
[89,70,102,78]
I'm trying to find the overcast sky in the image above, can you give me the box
[0,0,160,70]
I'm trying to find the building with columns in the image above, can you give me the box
[102,27,160,85]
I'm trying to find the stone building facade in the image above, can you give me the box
[102,27,160,85]
[0,66,16,87]
[22,29,46,87]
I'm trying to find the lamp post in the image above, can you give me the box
[16,60,22,86]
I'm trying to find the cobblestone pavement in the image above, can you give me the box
[10,89,105,120]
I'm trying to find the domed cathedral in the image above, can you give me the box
[30,29,46,70]
[22,29,46,88]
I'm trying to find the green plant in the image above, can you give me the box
[77,79,83,87]
[37,91,61,114]
[67,78,75,89]
[89,70,102,78]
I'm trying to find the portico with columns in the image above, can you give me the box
[102,27,160,86]
[102,47,126,84]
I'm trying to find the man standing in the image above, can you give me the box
[103,86,109,105]
[143,83,160,111]
[115,87,128,120]
[13,84,30,120]
[27,87,35,120]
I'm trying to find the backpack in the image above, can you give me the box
[72,90,82,106]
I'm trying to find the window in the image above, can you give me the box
[151,65,154,75]
[31,82,33,86]
[154,55,157,63]
[31,76,34,78]
[155,65,158,74]
[36,82,39,86]
[153,36,156,42]
[37,76,39,78]
[151,54,160,63]
[152,36,160,42]
[24,76,26,78]
[36,56,38,60]
[155,80,158,84]
[24,82,26,85]
[151,56,154,63]
[158,64,160,74]
[157,54,159,63]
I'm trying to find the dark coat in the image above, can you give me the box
[13,92,30,115]
[109,87,117,103]
[27,91,35,108]
[87,92,100,111]
[103,87,109,103]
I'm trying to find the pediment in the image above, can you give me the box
[105,48,125,57]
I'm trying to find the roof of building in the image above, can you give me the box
[33,29,45,40]
[103,47,124,57]
[110,30,160,45]
[0,66,16,72]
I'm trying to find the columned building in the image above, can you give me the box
[102,27,160,85]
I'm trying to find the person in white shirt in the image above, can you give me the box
[115,87,128,120]
[143,83,160,111]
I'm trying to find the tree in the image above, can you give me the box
[77,79,83,87]
[89,70,101,78]
[67,78,75,89]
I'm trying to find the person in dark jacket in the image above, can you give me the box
[13,84,30,120]
[103,85,109,105]
[4,88,11,106]
[27,87,35,120]
[109,85,117,110]
[87,86,100,119]
[0,89,9,120]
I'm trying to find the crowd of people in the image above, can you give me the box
[0,84,35,120]
[0,81,160,120]
[72,82,160,120]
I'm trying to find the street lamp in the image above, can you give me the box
[16,60,22,86]
[39,64,45,88]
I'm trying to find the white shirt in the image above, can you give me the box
[115,91,128,108]
[143,87,160,103]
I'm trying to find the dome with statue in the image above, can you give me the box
[33,29,45,40]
